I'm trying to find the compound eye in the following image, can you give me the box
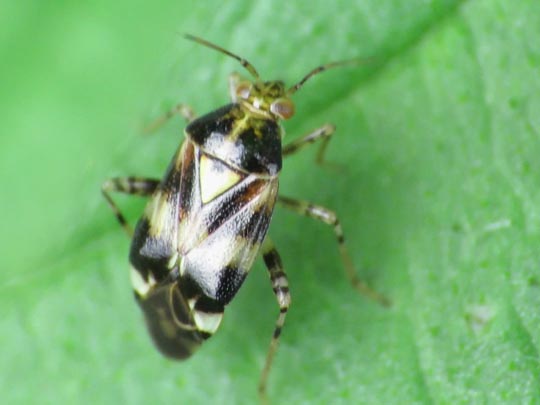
[235,82,251,99]
[270,98,295,120]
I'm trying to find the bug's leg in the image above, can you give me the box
[259,238,291,402]
[282,123,336,166]
[278,196,391,307]
[101,177,159,236]
[143,103,196,134]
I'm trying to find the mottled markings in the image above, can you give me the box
[129,217,174,282]
[187,103,282,175]
[179,233,253,302]
[182,285,225,334]
[193,311,223,334]
[174,139,190,170]
[178,273,205,301]
[199,154,243,203]
[193,295,224,314]
[177,141,197,220]
[203,178,268,236]
[238,177,273,205]
[130,265,156,297]
[216,265,247,305]
[167,251,179,270]
[144,192,175,238]
[187,298,196,310]
[239,207,271,243]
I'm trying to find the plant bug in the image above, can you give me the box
[102,34,389,401]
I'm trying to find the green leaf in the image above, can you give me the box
[2,0,539,403]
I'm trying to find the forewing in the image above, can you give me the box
[129,140,194,284]
[129,140,209,359]
[177,145,279,304]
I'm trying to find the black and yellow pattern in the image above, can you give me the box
[102,34,388,402]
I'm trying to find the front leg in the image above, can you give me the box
[282,123,336,166]
[143,103,196,134]
[278,195,390,307]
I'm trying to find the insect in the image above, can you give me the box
[102,34,389,401]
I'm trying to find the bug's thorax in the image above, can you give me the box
[185,99,284,176]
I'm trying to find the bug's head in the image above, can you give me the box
[234,79,295,120]
[185,34,363,121]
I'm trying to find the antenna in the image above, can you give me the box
[287,58,371,95]
[184,34,260,80]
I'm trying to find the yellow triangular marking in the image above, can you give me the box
[200,154,243,203]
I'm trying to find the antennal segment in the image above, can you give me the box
[287,58,371,95]
[184,34,260,80]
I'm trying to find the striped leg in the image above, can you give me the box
[143,103,196,134]
[282,123,335,165]
[101,177,159,236]
[259,238,291,402]
[278,196,390,307]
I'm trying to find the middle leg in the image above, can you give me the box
[101,177,160,236]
